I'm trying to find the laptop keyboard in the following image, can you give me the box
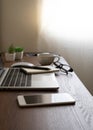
[0,68,5,77]
[1,68,32,87]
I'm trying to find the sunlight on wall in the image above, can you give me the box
[41,0,93,44]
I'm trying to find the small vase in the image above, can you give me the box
[15,51,24,60]
[5,53,15,61]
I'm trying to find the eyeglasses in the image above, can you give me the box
[53,60,73,75]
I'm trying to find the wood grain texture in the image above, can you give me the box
[0,56,93,130]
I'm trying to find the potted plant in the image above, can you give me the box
[5,44,15,61]
[15,47,24,60]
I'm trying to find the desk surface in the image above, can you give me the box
[0,54,93,130]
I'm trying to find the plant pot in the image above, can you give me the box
[5,53,15,61]
[15,51,24,60]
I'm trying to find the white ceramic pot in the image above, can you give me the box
[15,51,24,60]
[5,53,15,61]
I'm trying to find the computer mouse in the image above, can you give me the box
[11,62,34,68]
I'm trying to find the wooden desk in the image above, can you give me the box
[0,54,93,130]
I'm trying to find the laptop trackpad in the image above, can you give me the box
[31,73,59,89]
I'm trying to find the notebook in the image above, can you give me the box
[21,66,59,74]
[0,68,59,90]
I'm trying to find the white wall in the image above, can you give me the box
[1,0,39,52]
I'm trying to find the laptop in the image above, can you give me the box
[0,68,59,90]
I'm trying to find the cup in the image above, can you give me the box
[37,53,59,66]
